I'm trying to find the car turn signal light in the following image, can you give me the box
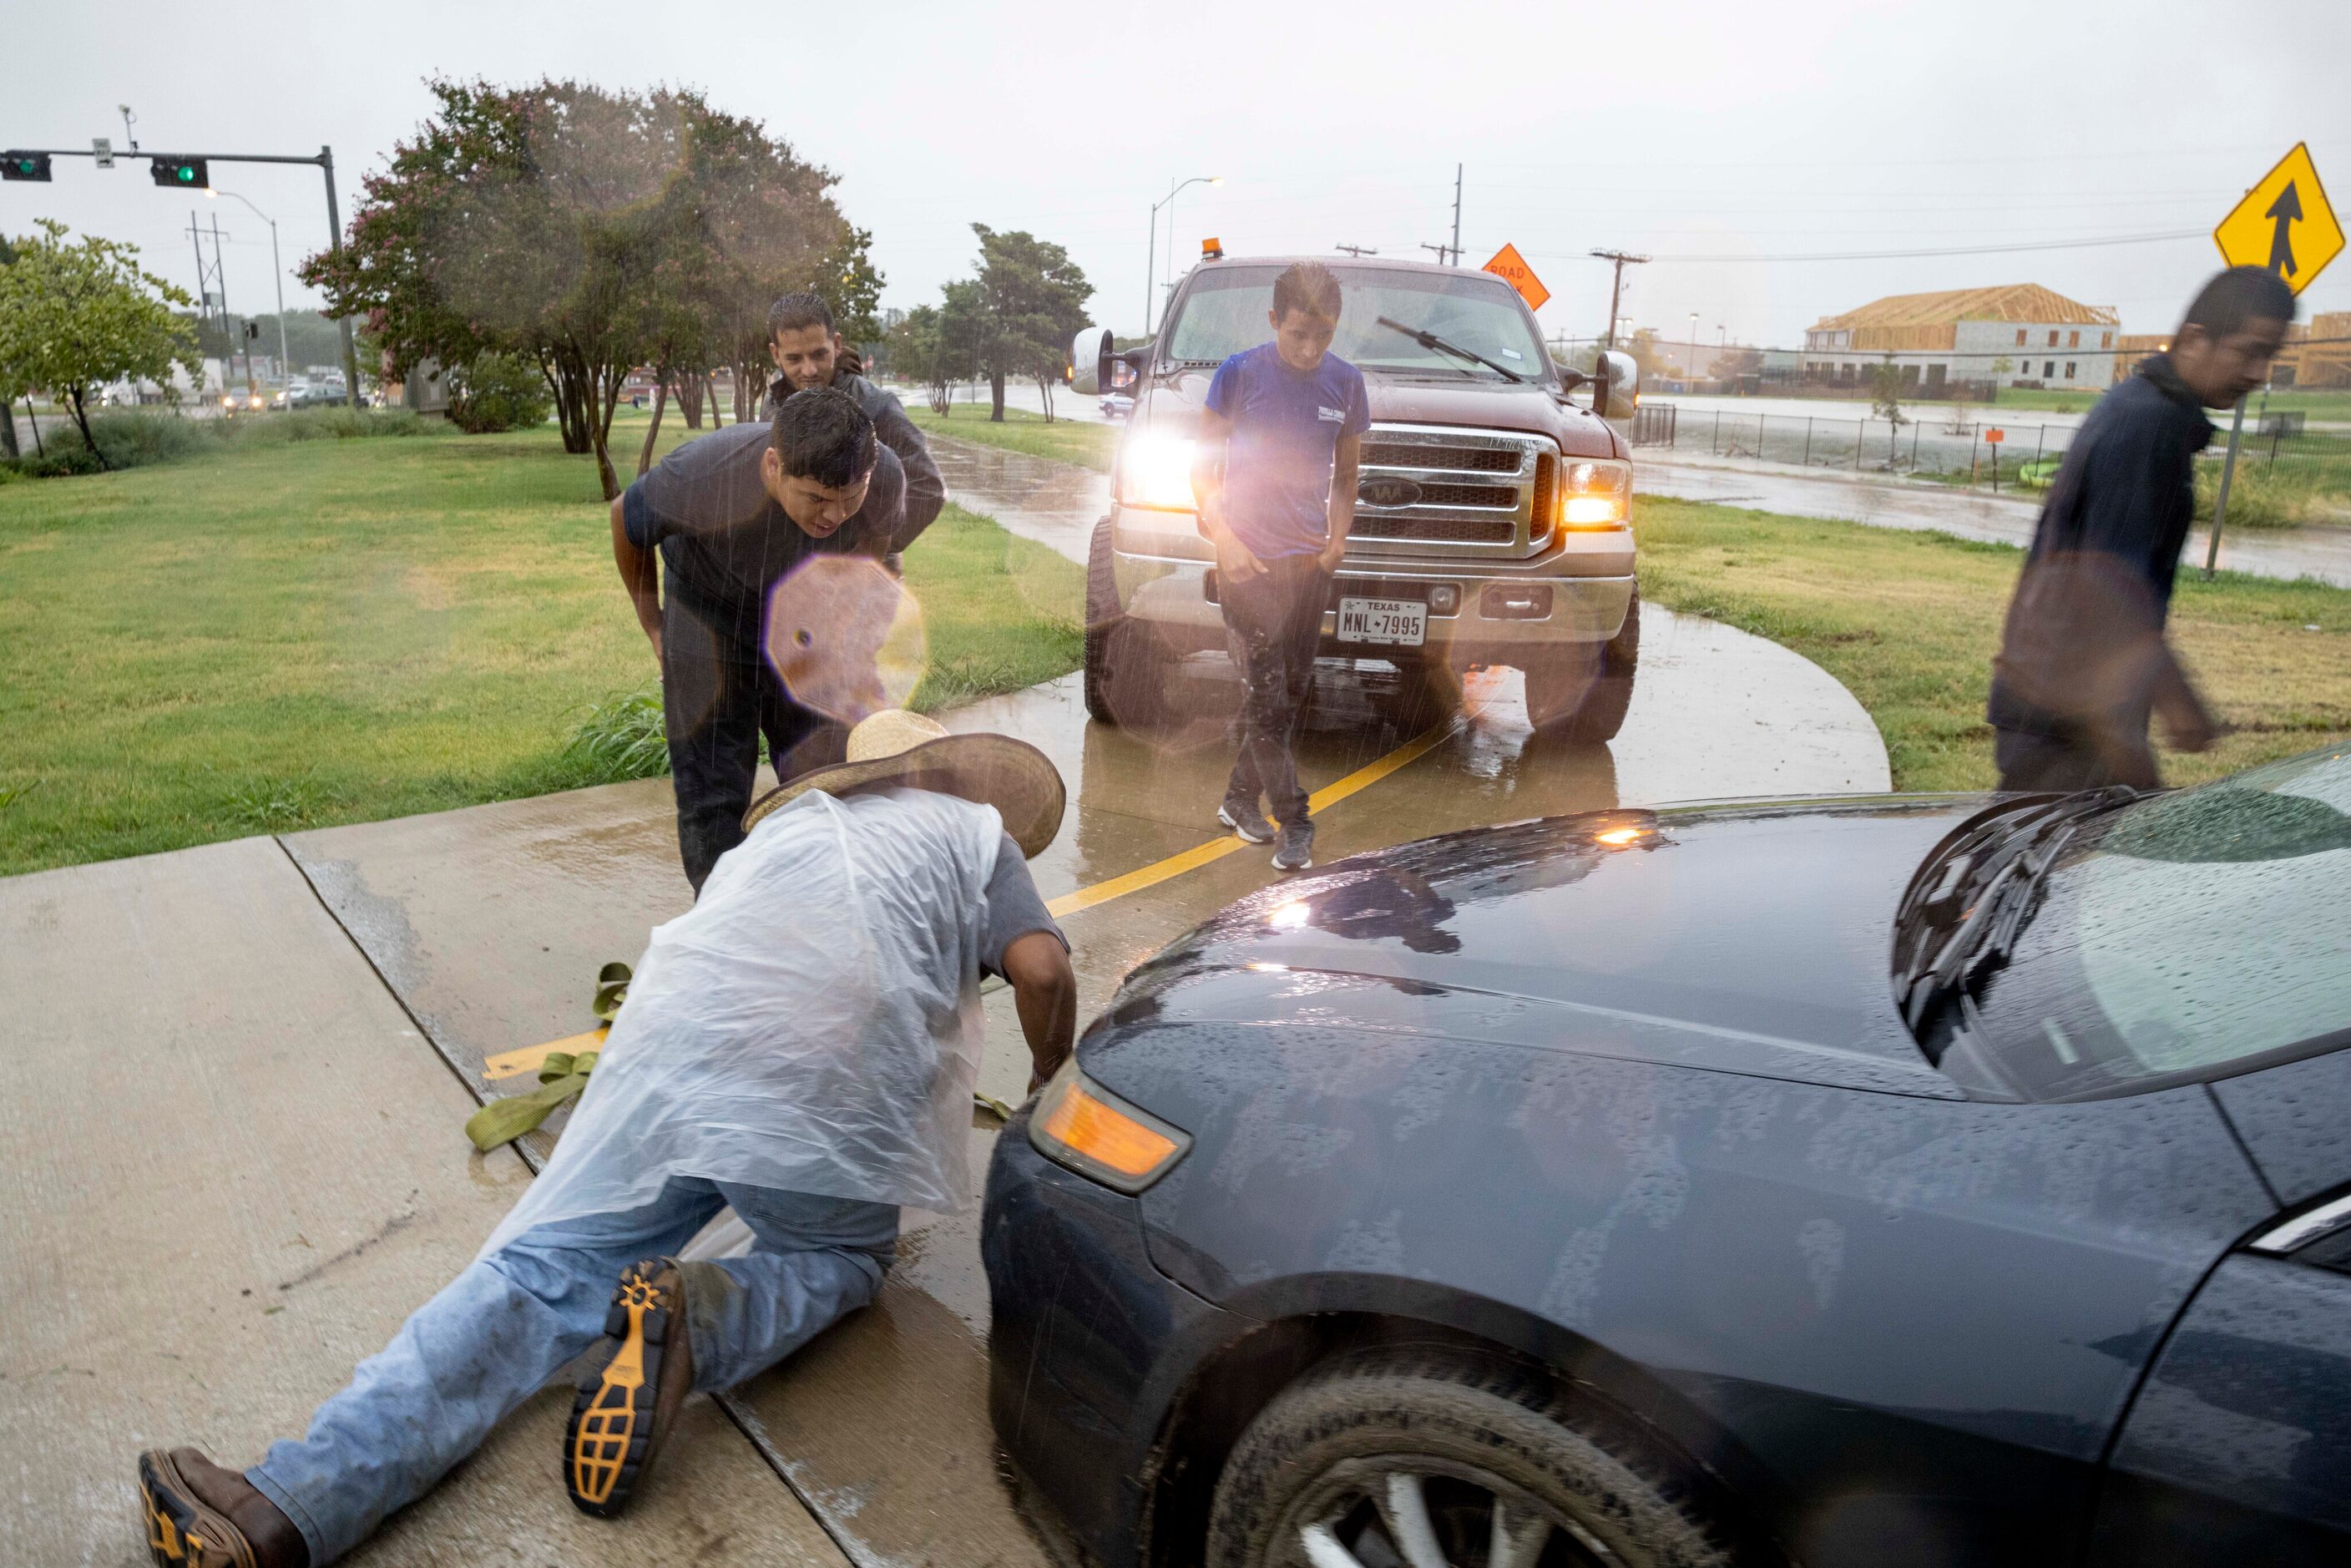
[1558,458,1631,529]
[1029,1062,1192,1194]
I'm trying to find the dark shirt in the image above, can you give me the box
[1987,354,2212,737]
[761,371,945,550]
[622,423,905,628]
[978,830,1066,978]
[1204,343,1372,559]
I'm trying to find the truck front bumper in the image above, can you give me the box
[1110,508,1636,664]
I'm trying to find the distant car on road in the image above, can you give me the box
[1099,391,1135,420]
[986,746,2351,1567]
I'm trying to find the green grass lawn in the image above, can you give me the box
[1634,495,2351,792]
[0,420,1080,878]
[905,402,1118,473]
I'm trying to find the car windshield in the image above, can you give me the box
[1162,264,1550,380]
[1969,746,2351,1098]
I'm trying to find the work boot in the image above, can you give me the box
[1218,796,1276,844]
[566,1257,696,1518]
[138,1447,308,1568]
[1272,819,1315,872]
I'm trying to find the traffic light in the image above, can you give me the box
[3,151,53,182]
[149,156,209,190]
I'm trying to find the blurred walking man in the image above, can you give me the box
[1192,261,1369,871]
[761,292,945,551]
[1987,266,2293,792]
[613,386,906,890]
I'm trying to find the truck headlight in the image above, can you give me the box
[1116,430,1198,513]
[1559,458,1632,529]
[1029,1061,1192,1193]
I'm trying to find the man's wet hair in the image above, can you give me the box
[767,291,837,341]
[1273,261,1342,324]
[2180,266,2298,341]
[771,387,875,487]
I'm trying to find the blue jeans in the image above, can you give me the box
[248,1179,896,1565]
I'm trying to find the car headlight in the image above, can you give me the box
[1116,429,1198,513]
[1558,458,1631,529]
[1028,1061,1191,1193]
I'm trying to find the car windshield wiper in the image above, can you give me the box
[1373,316,1524,383]
[1891,788,2136,1057]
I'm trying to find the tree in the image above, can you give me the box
[304,78,865,498]
[0,220,200,468]
[966,225,1093,422]
[1625,327,1667,386]
[887,304,958,415]
[935,279,991,416]
[1868,355,1907,425]
[1988,356,2015,404]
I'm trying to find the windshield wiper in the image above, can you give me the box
[1891,789,2136,1058]
[1373,316,1523,383]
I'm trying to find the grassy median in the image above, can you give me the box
[0,421,1080,878]
[1633,497,2351,792]
[905,402,1117,473]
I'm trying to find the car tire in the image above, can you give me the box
[1205,1348,1737,1568]
[1083,515,1173,727]
[1523,585,1641,743]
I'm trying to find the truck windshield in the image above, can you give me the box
[1163,265,1550,381]
[1965,745,2351,1099]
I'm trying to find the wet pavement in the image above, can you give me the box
[1640,456,2351,589]
[5,438,1888,1565]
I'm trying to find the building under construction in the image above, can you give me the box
[1802,284,2120,393]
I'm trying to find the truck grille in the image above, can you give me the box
[1350,423,1554,557]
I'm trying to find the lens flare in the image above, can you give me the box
[766,555,928,724]
[1268,899,1313,928]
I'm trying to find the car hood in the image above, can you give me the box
[1090,797,1984,1099]
[1139,367,1623,459]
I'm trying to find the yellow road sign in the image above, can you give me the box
[2213,142,2342,295]
[1482,243,1550,311]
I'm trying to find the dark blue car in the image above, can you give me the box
[983,745,2351,1567]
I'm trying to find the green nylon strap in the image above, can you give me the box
[465,1049,601,1152]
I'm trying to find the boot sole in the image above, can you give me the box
[565,1259,680,1518]
[138,1449,257,1568]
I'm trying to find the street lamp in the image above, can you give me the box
[1146,176,1222,336]
[210,187,288,387]
[1687,311,1699,389]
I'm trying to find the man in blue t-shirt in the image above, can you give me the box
[1191,261,1371,872]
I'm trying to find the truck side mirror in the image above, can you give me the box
[1071,327,1115,396]
[1595,350,1639,419]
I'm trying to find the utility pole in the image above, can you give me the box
[187,212,232,399]
[1589,250,1649,350]
[1336,244,1378,257]
[1450,163,1462,267]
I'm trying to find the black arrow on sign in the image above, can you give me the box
[2265,180,2303,277]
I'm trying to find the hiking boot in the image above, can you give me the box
[138,1448,308,1568]
[566,1257,696,1518]
[1272,820,1315,872]
[1218,797,1276,844]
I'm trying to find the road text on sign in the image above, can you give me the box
[2213,143,2343,296]
[1482,244,1550,311]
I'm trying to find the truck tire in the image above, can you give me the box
[1083,516,1172,727]
[1205,1348,1739,1568]
[1524,584,1641,743]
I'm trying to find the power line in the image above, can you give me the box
[1534,227,2206,265]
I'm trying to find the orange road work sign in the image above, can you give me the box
[1985,428,2005,444]
[1483,244,1550,311]
[2213,143,2343,295]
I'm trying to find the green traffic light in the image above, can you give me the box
[178,166,195,182]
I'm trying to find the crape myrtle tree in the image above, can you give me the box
[0,220,200,468]
[305,78,868,499]
[963,225,1092,422]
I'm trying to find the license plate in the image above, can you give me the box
[1337,596,1427,647]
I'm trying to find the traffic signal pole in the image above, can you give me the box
[3,142,363,408]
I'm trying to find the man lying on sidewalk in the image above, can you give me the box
[136,710,1075,1568]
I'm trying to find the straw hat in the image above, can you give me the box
[741,710,1066,858]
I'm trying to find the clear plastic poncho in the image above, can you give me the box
[481,786,1004,1257]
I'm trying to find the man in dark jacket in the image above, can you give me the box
[611,387,906,890]
[1987,266,2293,792]
[761,292,945,551]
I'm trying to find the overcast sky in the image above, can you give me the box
[10,1,2348,352]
